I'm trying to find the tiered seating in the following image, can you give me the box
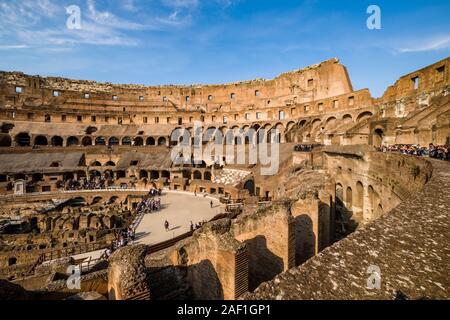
[213,169,251,186]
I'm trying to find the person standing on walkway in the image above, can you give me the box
[164,220,169,232]
[210,201,213,209]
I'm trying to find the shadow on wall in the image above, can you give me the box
[245,235,283,292]
[294,215,315,266]
[188,259,224,300]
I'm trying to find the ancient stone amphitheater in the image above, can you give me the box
[0,57,448,300]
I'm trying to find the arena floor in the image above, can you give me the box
[134,191,224,246]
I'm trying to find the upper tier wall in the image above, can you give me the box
[0,58,353,113]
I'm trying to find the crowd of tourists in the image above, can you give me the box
[65,178,107,191]
[378,144,450,161]
[102,227,136,259]
[136,188,162,214]
[294,144,316,152]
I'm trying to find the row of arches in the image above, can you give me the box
[7,133,168,147]
[335,180,382,222]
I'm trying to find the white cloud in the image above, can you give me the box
[398,36,450,53]
[0,44,29,50]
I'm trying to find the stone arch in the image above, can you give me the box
[15,133,31,147]
[105,161,116,167]
[346,186,353,208]
[286,121,296,132]
[368,185,380,218]
[8,257,17,266]
[51,136,63,147]
[150,171,160,180]
[82,136,93,146]
[204,171,212,181]
[336,183,344,210]
[134,137,144,146]
[108,137,120,146]
[158,137,167,146]
[92,196,103,205]
[90,161,102,167]
[34,135,48,146]
[0,134,12,147]
[355,181,364,213]
[325,117,337,130]
[244,180,255,196]
[357,111,373,122]
[122,136,132,146]
[95,137,106,145]
[193,170,202,180]
[373,128,384,147]
[139,170,148,179]
[146,137,156,146]
[343,114,353,123]
[67,136,79,146]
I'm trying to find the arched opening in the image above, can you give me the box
[8,257,17,266]
[105,161,116,167]
[82,136,92,146]
[67,136,79,146]
[92,197,103,205]
[34,135,48,146]
[146,137,156,146]
[122,136,132,146]
[134,137,144,146]
[90,161,101,167]
[336,183,344,211]
[95,137,106,145]
[244,180,255,196]
[0,134,12,147]
[357,111,373,122]
[139,170,148,179]
[355,182,364,214]
[108,137,119,146]
[150,171,160,180]
[108,196,119,204]
[193,171,202,180]
[204,171,212,181]
[51,136,63,147]
[368,185,380,219]
[325,117,337,130]
[15,133,31,147]
[158,137,167,146]
[343,114,353,124]
[346,187,353,209]
[373,128,384,147]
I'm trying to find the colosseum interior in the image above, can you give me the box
[0,56,449,301]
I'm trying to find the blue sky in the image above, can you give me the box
[0,0,449,97]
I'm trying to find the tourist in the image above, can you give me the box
[164,220,170,232]
[210,201,213,208]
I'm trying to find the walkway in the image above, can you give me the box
[134,191,224,245]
